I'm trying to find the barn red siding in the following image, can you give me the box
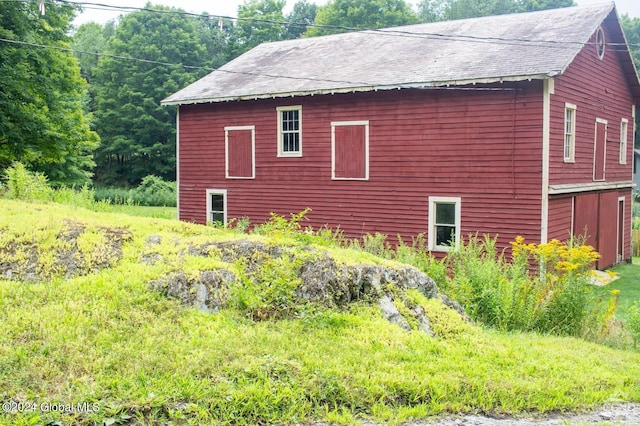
[548,195,573,241]
[547,16,635,266]
[178,83,545,251]
[551,19,635,186]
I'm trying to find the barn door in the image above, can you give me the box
[593,118,607,181]
[573,191,618,269]
[617,197,625,262]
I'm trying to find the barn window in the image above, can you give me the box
[428,196,461,252]
[225,126,255,179]
[564,103,576,163]
[620,119,628,165]
[331,121,369,180]
[595,27,605,59]
[206,189,227,226]
[277,105,302,157]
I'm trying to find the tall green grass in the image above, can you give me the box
[1,199,640,425]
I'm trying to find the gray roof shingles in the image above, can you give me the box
[163,3,621,105]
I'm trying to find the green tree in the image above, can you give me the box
[417,0,574,21]
[0,1,99,185]
[284,0,318,39]
[71,21,115,83]
[621,14,640,146]
[230,0,286,57]
[305,0,419,37]
[93,4,209,185]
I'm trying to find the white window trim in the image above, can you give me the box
[276,105,302,157]
[206,189,227,226]
[564,103,576,163]
[428,196,462,252]
[593,117,608,182]
[331,120,370,181]
[617,196,625,262]
[620,118,628,165]
[225,125,256,179]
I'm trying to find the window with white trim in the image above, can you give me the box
[428,196,461,252]
[564,103,576,162]
[206,189,226,225]
[277,105,302,157]
[620,118,628,165]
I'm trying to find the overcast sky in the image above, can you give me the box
[73,0,640,26]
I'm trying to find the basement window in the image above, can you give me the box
[206,189,226,226]
[277,105,302,157]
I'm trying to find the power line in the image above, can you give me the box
[0,36,378,87]
[3,0,637,50]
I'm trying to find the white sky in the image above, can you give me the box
[73,0,640,27]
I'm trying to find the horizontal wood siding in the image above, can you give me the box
[179,82,544,251]
[551,18,635,186]
[548,195,573,241]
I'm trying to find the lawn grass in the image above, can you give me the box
[1,199,639,425]
[98,204,177,220]
[596,258,640,321]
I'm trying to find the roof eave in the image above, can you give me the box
[161,73,558,106]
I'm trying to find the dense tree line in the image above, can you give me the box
[3,0,640,188]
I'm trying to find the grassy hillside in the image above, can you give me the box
[1,199,639,425]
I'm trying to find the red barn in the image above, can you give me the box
[163,3,640,269]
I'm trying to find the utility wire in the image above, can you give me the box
[0,36,378,87]
[2,0,637,49]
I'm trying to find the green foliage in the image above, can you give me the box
[442,235,611,338]
[417,0,575,22]
[94,177,176,207]
[3,162,53,201]
[230,254,306,320]
[628,302,640,348]
[306,0,419,37]
[0,0,99,186]
[92,5,211,185]
[2,199,640,425]
[252,207,312,240]
[284,0,318,39]
[230,0,287,56]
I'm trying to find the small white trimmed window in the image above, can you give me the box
[277,105,302,157]
[428,196,461,252]
[206,189,226,225]
[564,103,576,162]
[620,118,628,164]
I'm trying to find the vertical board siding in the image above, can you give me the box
[179,83,544,252]
[334,125,366,179]
[227,129,253,178]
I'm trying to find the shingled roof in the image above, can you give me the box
[163,3,638,105]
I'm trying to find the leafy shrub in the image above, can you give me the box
[132,175,176,206]
[441,235,611,337]
[628,302,640,348]
[252,208,312,239]
[3,162,53,201]
[94,175,177,207]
